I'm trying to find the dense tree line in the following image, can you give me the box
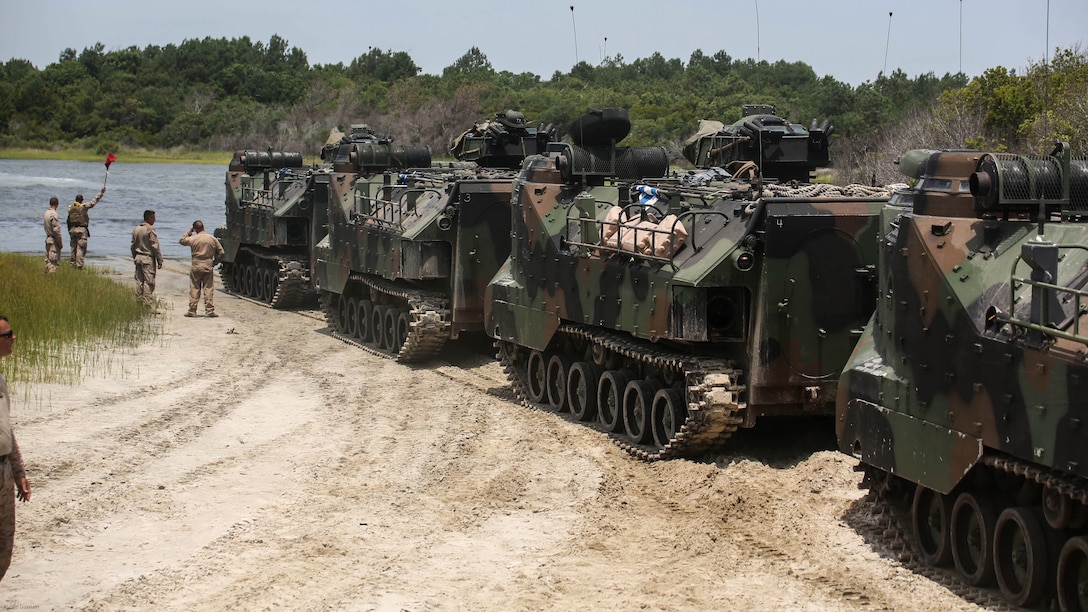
[0,35,1083,182]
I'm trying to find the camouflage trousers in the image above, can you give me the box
[134,259,158,306]
[0,458,14,582]
[188,267,215,315]
[44,237,61,273]
[69,227,89,269]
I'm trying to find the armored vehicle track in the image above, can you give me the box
[221,248,313,309]
[321,273,451,363]
[497,324,746,461]
[857,455,1088,611]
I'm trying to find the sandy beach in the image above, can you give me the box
[2,261,980,610]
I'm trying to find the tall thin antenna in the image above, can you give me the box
[1044,0,1051,138]
[754,0,761,62]
[1045,0,1050,64]
[883,11,893,76]
[959,0,963,74]
[570,5,579,65]
[602,37,607,64]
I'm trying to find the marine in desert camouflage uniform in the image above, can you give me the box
[42,196,63,273]
[67,187,106,269]
[179,220,225,317]
[0,315,31,582]
[130,210,163,306]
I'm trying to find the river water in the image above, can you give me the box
[0,158,227,261]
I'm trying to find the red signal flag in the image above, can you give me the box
[105,153,117,169]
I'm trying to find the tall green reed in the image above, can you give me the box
[0,253,162,389]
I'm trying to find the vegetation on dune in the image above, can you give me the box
[0,35,1084,182]
[0,253,162,388]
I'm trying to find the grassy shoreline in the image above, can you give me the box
[0,253,163,391]
[0,147,233,164]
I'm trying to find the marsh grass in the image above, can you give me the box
[0,253,162,393]
[0,147,231,164]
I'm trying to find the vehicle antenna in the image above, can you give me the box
[570,6,579,65]
[883,11,893,76]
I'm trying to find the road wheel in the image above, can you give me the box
[525,350,547,403]
[545,354,574,412]
[337,294,350,333]
[597,369,634,433]
[371,305,387,348]
[568,361,603,422]
[382,307,398,352]
[395,309,411,350]
[358,300,373,342]
[263,268,276,303]
[912,486,954,567]
[229,265,242,293]
[993,506,1049,607]
[951,492,998,586]
[651,388,686,448]
[255,269,265,301]
[244,265,256,297]
[1058,536,1088,612]
[345,297,359,337]
[623,380,660,445]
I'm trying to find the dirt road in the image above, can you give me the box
[3,262,981,610]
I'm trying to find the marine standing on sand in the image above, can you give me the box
[0,315,32,583]
[42,196,63,273]
[67,187,106,269]
[179,220,225,318]
[130,210,163,307]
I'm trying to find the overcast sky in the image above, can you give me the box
[1,0,1084,86]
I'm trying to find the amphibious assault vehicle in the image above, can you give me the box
[215,148,312,308]
[214,124,429,308]
[487,108,892,460]
[314,112,555,361]
[837,144,1088,608]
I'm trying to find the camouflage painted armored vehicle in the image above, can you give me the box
[215,126,431,308]
[314,111,555,361]
[682,104,832,182]
[215,149,313,308]
[487,108,892,460]
[837,144,1088,608]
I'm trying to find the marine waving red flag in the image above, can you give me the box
[103,152,116,188]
